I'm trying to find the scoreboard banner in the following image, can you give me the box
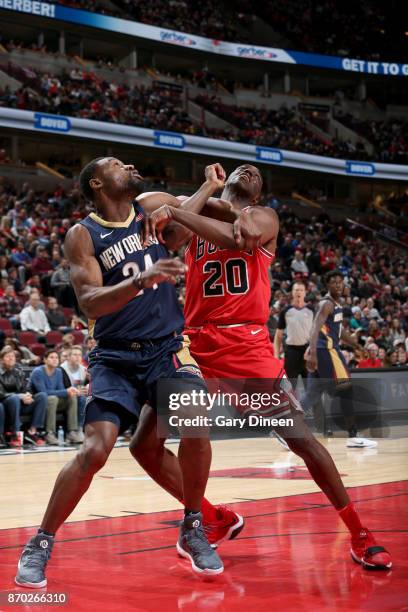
[1,108,408,180]
[1,0,408,77]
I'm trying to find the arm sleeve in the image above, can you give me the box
[40,310,51,333]
[0,380,8,401]
[29,369,47,394]
[16,369,28,394]
[60,366,72,388]
[50,271,61,288]
[277,308,287,330]
[54,370,69,397]
[20,308,29,331]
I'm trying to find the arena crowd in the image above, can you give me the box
[0,177,406,448]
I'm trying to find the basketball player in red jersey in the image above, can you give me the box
[131,164,391,570]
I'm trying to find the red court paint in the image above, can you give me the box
[0,481,406,611]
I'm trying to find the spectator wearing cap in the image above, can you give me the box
[20,294,50,336]
[357,343,382,368]
[0,346,47,447]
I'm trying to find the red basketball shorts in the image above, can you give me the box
[184,323,303,418]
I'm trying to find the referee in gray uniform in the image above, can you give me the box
[274,281,314,382]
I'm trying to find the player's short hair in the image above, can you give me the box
[79,157,106,201]
[325,269,344,284]
[44,348,59,360]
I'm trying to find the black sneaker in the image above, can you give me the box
[0,434,7,449]
[24,433,46,447]
[15,533,54,588]
[176,512,224,575]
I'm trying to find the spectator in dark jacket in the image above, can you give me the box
[0,346,47,447]
[29,349,81,445]
[46,296,69,331]
[50,259,75,307]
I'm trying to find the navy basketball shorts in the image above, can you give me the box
[316,346,351,383]
[85,334,207,432]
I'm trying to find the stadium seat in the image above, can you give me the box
[72,330,85,344]
[29,343,46,358]
[18,331,38,345]
[0,318,13,332]
[63,307,74,319]
[46,331,63,346]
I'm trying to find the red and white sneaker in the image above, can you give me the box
[350,528,392,570]
[204,505,244,548]
[9,435,23,448]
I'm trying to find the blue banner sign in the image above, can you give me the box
[1,1,408,77]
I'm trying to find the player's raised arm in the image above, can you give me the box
[147,204,277,251]
[137,191,236,222]
[64,224,187,319]
[142,164,226,247]
[136,191,181,213]
[233,207,279,250]
[306,300,334,371]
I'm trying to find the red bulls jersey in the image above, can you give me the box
[184,236,274,327]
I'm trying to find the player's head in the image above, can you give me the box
[225,164,263,203]
[79,157,143,205]
[292,280,306,301]
[325,269,344,299]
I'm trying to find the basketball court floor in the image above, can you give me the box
[0,435,407,611]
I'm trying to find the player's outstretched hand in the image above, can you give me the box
[142,205,174,246]
[233,209,262,249]
[139,257,187,288]
[205,163,226,189]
